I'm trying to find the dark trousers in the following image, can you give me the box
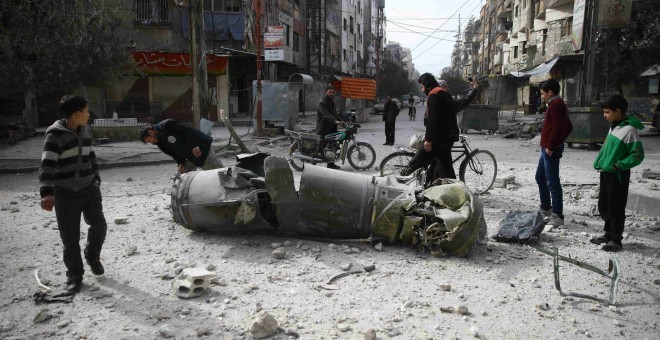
[408,140,456,185]
[54,184,107,278]
[384,121,395,144]
[598,170,630,243]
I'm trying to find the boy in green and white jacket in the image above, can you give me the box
[590,95,644,252]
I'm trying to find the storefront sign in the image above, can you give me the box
[264,26,284,49]
[571,0,587,51]
[131,51,227,75]
[597,0,632,28]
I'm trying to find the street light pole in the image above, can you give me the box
[255,0,263,137]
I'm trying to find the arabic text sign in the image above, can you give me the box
[571,0,587,51]
[131,52,228,75]
[264,26,284,49]
[264,49,284,61]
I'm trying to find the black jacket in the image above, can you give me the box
[383,100,399,123]
[154,119,212,167]
[316,96,339,136]
[425,87,479,144]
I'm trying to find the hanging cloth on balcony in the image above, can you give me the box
[509,57,559,79]
[180,9,245,41]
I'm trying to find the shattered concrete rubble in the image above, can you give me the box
[169,154,488,256]
[494,117,544,139]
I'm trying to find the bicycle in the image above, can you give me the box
[379,135,497,194]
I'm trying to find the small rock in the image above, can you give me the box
[469,326,480,337]
[338,323,351,332]
[456,305,469,315]
[364,328,377,340]
[283,240,293,246]
[580,232,588,237]
[33,310,52,324]
[272,248,286,259]
[440,306,454,313]
[340,263,352,271]
[271,242,282,249]
[114,217,129,224]
[126,177,133,182]
[165,257,175,264]
[125,245,138,256]
[614,319,624,327]
[57,320,70,328]
[255,302,263,312]
[196,328,212,336]
[536,303,550,311]
[250,310,279,339]
[10,207,19,213]
[364,264,376,272]
[206,264,216,271]
[374,243,383,251]
[653,278,660,285]
[439,284,452,292]
[158,324,175,338]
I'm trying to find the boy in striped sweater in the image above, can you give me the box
[38,96,107,292]
[591,95,644,252]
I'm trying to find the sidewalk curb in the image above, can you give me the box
[627,190,660,218]
[0,159,174,174]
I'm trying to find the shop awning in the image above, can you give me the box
[509,57,559,78]
[640,64,660,77]
[339,77,377,100]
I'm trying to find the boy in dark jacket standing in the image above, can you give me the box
[39,96,107,292]
[536,79,572,227]
[140,119,222,174]
[590,95,644,251]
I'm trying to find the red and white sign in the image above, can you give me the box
[264,26,284,49]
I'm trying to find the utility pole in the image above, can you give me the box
[190,0,208,129]
[255,0,263,137]
[580,0,598,106]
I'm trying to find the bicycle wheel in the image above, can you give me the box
[459,150,497,194]
[287,141,305,171]
[347,142,376,170]
[379,152,414,176]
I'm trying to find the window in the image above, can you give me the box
[541,28,547,56]
[513,46,518,58]
[344,18,347,31]
[350,16,354,34]
[204,0,241,12]
[358,1,361,14]
[523,0,527,8]
[293,33,300,52]
[135,0,171,25]
[561,17,573,37]
[284,24,290,46]
[522,41,527,54]
[343,49,347,61]
[265,0,272,12]
[515,5,518,17]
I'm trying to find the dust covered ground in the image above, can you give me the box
[1,123,660,339]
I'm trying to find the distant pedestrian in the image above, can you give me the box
[315,85,343,169]
[408,94,416,120]
[536,79,573,227]
[590,95,644,252]
[38,95,107,293]
[140,119,222,174]
[383,94,399,145]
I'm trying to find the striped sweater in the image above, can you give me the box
[593,115,644,175]
[38,119,100,197]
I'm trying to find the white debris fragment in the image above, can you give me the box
[250,310,279,339]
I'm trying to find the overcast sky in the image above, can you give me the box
[384,0,485,77]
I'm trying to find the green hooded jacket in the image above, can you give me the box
[593,115,644,177]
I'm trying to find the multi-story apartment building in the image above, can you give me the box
[339,0,364,75]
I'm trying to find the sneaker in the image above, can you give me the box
[589,235,609,245]
[539,207,552,220]
[86,257,105,275]
[545,213,564,226]
[602,240,623,252]
[326,163,341,170]
[65,276,82,293]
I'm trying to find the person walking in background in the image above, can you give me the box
[383,94,399,145]
[38,95,108,293]
[140,119,222,174]
[315,85,343,169]
[408,94,416,120]
[590,95,644,251]
[536,79,573,227]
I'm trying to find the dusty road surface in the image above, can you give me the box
[1,110,659,339]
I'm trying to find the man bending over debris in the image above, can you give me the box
[140,119,222,174]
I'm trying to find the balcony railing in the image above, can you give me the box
[135,0,171,25]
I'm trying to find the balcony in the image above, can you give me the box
[135,0,171,26]
[544,0,574,9]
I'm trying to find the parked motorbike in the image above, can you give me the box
[285,123,376,171]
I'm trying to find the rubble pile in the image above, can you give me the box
[0,121,37,145]
[495,117,543,139]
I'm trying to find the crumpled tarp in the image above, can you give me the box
[493,210,545,243]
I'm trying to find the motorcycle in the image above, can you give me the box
[285,122,376,171]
